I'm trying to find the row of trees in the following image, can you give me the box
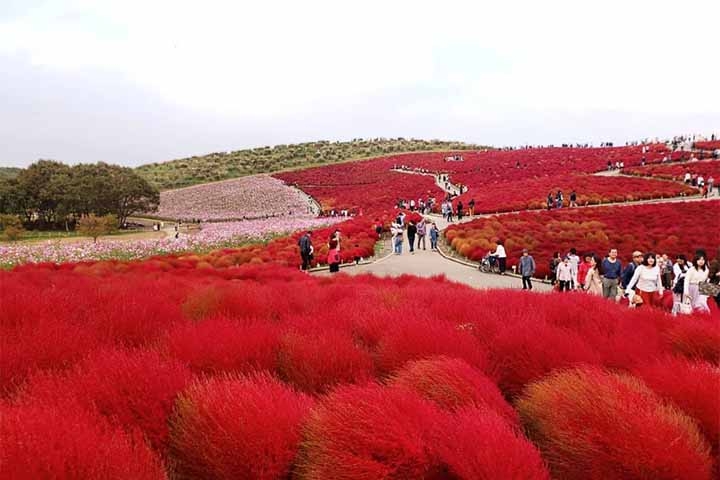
[0,160,159,230]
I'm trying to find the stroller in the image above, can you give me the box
[479,252,501,274]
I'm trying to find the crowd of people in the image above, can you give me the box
[389,213,440,255]
[546,190,578,209]
[540,246,720,314]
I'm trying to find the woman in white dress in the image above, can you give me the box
[684,254,710,313]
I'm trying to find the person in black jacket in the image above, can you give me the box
[407,221,417,254]
[298,231,313,270]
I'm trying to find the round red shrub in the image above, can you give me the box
[169,372,313,480]
[17,347,192,451]
[297,383,445,479]
[1,399,166,479]
[632,356,720,453]
[432,407,550,480]
[388,356,518,426]
[375,318,487,376]
[165,316,280,375]
[277,330,375,393]
[517,366,713,480]
[487,320,601,397]
[663,315,720,364]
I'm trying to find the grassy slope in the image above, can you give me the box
[0,167,21,180]
[135,138,489,190]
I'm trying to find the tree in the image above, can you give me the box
[15,160,72,227]
[0,178,27,217]
[105,166,159,227]
[77,214,117,242]
[0,214,25,241]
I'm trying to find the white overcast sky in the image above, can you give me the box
[1,0,719,167]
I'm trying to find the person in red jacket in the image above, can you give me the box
[577,253,592,290]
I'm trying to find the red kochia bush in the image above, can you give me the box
[277,330,375,393]
[297,384,444,479]
[433,407,550,480]
[165,316,280,375]
[388,356,519,426]
[17,347,192,451]
[1,399,166,479]
[663,315,720,364]
[517,366,713,480]
[487,319,601,397]
[169,373,313,480]
[632,356,720,453]
[375,317,487,375]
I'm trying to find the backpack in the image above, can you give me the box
[672,275,685,294]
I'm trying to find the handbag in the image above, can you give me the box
[679,301,693,315]
[698,281,720,297]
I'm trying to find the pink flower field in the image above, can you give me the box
[0,216,344,267]
[154,175,318,221]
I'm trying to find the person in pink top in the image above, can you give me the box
[577,253,592,290]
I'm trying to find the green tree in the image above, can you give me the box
[15,160,72,226]
[77,214,116,242]
[0,178,27,217]
[0,213,25,241]
[104,165,159,226]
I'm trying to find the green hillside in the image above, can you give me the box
[0,167,21,181]
[136,138,489,190]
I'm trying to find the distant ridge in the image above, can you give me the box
[0,167,21,180]
[135,138,490,190]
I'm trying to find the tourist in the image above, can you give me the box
[407,220,417,254]
[457,201,464,220]
[549,252,561,285]
[468,198,475,216]
[566,248,580,289]
[671,254,689,309]
[601,248,622,300]
[429,223,439,251]
[569,190,577,207]
[555,190,563,209]
[684,254,710,312]
[556,257,573,291]
[708,176,715,196]
[625,252,664,308]
[709,247,720,308]
[327,231,341,273]
[391,222,403,255]
[577,253,592,290]
[518,248,536,290]
[491,240,507,274]
[298,230,313,271]
[621,250,644,292]
[374,219,383,239]
[416,218,427,250]
[660,253,674,289]
[546,193,554,210]
[583,255,603,295]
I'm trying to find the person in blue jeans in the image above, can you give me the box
[601,248,622,300]
[391,222,403,255]
[429,223,439,250]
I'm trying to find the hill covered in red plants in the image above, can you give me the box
[625,159,720,182]
[274,144,683,214]
[2,263,718,479]
[445,199,720,278]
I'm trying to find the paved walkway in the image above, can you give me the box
[316,241,552,291]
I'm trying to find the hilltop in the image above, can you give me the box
[0,167,21,181]
[135,138,488,190]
